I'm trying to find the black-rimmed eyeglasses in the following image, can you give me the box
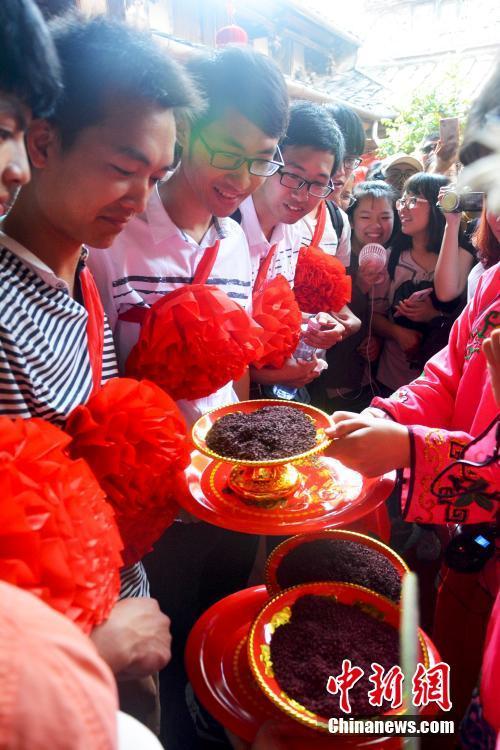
[197,132,284,177]
[278,170,334,198]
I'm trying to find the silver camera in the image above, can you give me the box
[437,190,484,213]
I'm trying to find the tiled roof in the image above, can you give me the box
[291,67,396,120]
[362,46,500,104]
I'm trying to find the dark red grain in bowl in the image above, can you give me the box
[265,530,409,600]
[248,581,429,732]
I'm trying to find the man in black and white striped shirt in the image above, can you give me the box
[0,14,200,719]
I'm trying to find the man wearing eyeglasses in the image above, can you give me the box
[89,45,288,423]
[380,153,423,197]
[235,101,356,394]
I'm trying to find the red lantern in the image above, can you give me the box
[216,24,248,46]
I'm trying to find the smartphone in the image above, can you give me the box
[439,117,459,145]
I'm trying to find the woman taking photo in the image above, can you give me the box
[434,198,500,302]
[373,172,472,393]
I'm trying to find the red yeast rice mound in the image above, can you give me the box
[276,539,402,601]
[270,595,399,717]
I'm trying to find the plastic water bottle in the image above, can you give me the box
[270,319,318,401]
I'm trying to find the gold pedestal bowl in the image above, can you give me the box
[191,400,333,506]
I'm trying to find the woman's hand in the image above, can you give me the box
[437,187,462,229]
[325,412,411,476]
[433,138,458,173]
[357,261,388,293]
[394,294,440,323]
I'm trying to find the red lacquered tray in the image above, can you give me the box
[185,586,282,743]
[181,451,395,535]
[185,586,439,746]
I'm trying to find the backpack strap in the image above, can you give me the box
[231,208,242,225]
[326,200,344,239]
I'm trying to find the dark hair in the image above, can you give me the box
[48,14,201,149]
[280,101,344,173]
[473,204,500,268]
[421,131,440,147]
[365,160,384,181]
[186,45,289,138]
[388,172,449,278]
[324,103,365,156]
[349,179,397,209]
[460,57,500,165]
[348,180,399,247]
[0,0,62,118]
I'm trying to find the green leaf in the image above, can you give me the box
[377,66,470,158]
[455,494,474,507]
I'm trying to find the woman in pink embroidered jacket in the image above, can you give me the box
[325,261,499,525]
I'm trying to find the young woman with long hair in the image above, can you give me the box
[373,172,472,392]
[434,199,500,302]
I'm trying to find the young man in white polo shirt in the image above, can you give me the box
[89,45,290,749]
[0,14,199,726]
[237,101,359,394]
[90,46,289,424]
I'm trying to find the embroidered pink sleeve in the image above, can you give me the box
[401,422,499,525]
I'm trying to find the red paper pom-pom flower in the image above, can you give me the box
[251,275,302,369]
[294,245,352,314]
[66,378,191,566]
[125,285,264,401]
[0,416,122,634]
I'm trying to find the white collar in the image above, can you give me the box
[146,185,228,246]
[0,227,85,293]
[240,195,285,248]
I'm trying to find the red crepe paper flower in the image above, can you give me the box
[294,245,352,314]
[0,416,122,634]
[66,378,191,566]
[251,275,302,369]
[125,284,264,401]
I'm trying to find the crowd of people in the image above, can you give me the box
[0,1,498,749]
